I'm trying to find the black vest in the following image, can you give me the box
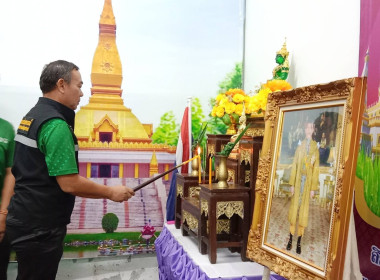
[8,97,77,228]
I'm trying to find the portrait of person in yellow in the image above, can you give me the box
[286,121,320,254]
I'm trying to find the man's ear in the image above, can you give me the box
[57,78,65,93]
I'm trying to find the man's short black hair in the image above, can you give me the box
[39,60,79,94]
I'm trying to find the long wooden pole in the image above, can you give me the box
[132,155,199,192]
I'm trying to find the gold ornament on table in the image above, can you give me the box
[191,146,202,184]
[191,154,199,176]
[215,154,229,188]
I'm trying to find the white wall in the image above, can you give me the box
[244,0,361,91]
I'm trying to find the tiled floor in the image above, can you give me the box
[7,254,159,280]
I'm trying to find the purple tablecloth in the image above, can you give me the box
[155,225,286,280]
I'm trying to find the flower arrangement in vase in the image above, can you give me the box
[211,88,247,134]
[211,80,292,134]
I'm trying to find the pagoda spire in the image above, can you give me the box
[99,0,116,27]
[75,0,152,142]
[87,0,126,110]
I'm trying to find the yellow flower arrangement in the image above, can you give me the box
[211,88,247,125]
[211,80,292,125]
[263,79,292,92]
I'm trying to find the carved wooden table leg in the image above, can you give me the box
[199,211,207,255]
[209,195,217,264]
[175,191,182,229]
[241,192,250,261]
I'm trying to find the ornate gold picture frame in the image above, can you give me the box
[246,78,366,280]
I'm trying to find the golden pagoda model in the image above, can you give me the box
[75,0,175,179]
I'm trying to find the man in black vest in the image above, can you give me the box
[6,60,135,280]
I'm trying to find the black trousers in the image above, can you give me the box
[7,224,67,280]
[0,232,11,280]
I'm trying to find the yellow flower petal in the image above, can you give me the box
[215,106,225,118]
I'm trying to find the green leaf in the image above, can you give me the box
[192,123,208,150]
[231,113,239,123]
[222,114,231,125]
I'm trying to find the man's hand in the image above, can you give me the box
[57,174,135,201]
[0,214,6,242]
[108,186,135,202]
[310,190,315,199]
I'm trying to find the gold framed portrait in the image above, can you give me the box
[246,78,366,280]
